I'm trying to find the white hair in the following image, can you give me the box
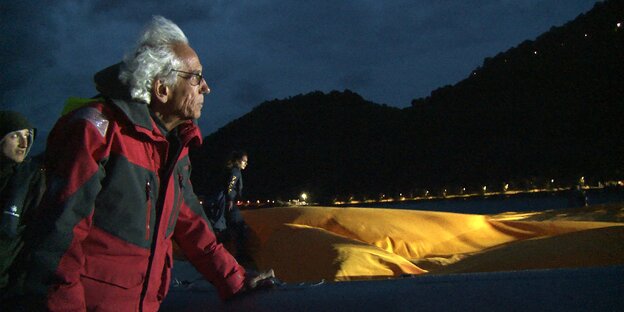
[119,16,189,104]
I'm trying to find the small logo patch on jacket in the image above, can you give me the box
[4,205,20,217]
[73,107,109,137]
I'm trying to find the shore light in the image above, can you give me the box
[301,193,308,201]
[617,22,622,28]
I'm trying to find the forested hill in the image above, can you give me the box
[191,0,623,202]
[404,0,623,191]
[191,90,409,201]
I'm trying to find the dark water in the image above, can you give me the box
[343,187,624,214]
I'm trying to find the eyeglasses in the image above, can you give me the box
[171,69,204,86]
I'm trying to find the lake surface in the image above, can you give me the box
[341,187,624,215]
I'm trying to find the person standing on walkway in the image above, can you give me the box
[206,151,252,263]
[0,111,45,300]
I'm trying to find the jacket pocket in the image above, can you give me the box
[82,255,145,289]
[157,248,173,301]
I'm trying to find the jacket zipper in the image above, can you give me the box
[168,173,184,229]
[145,180,152,240]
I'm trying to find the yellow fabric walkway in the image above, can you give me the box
[240,205,624,283]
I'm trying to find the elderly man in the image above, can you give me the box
[0,111,45,298]
[25,16,272,311]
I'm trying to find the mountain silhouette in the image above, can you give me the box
[191,0,624,203]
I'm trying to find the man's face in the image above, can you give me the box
[168,44,210,121]
[1,129,30,163]
[239,156,248,170]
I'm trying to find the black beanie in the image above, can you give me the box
[0,110,35,140]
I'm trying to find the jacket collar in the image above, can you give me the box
[109,98,202,147]
[110,98,154,131]
[178,120,203,147]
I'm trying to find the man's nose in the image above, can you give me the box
[199,79,210,94]
[18,136,28,148]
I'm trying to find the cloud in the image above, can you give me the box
[88,0,216,24]
[230,79,272,109]
[0,2,60,94]
[1,0,599,142]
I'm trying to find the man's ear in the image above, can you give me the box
[153,79,170,103]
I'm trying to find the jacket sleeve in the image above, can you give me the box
[173,177,246,300]
[225,169,240,202]
[26,107,109,311]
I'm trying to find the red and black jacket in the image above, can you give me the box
[27,98,245,311]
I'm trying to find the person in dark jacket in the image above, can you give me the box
[0,111,45,299]
[206,151,251,263]
[22,16,274,312]
[568,185,589,208]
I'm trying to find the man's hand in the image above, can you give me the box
[228,269,280,300]
[227,201,234,211]
[244,269,277,291]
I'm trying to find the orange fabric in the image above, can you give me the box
[241,205,624,283]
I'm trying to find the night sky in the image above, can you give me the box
[1,1,599,153]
